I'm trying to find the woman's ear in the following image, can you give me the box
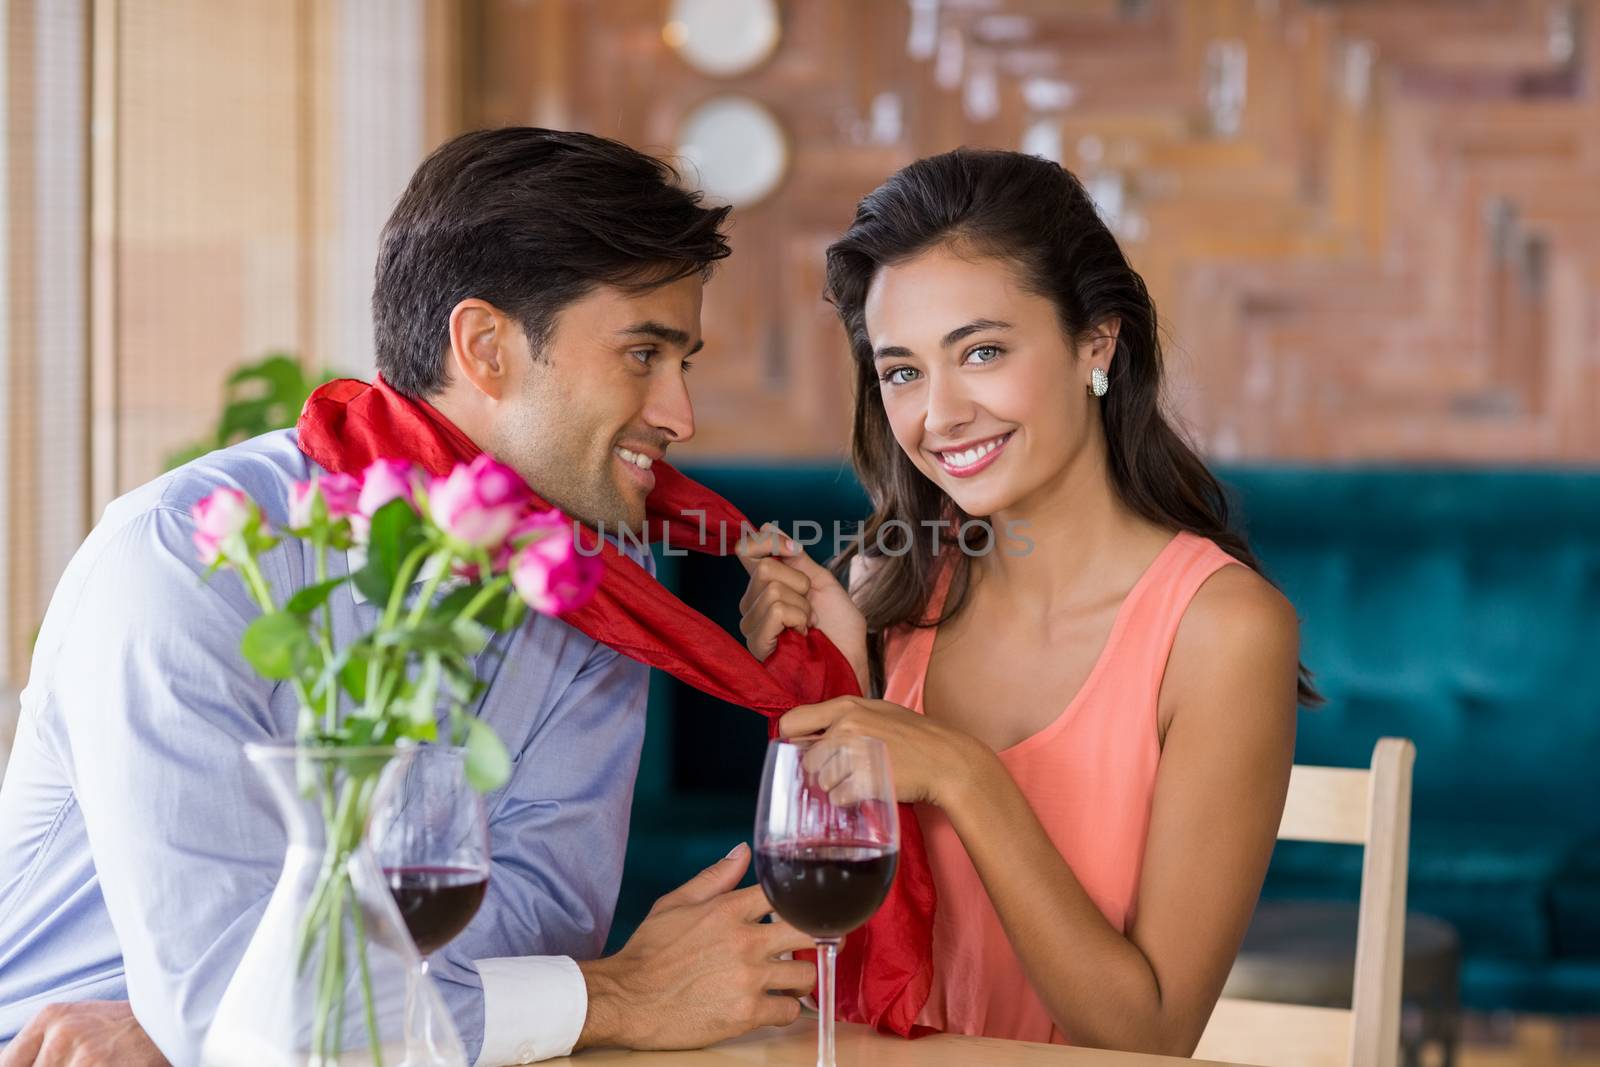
[1079,317,1121,395]
[1089,316,1121,368]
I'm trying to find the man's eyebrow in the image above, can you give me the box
[618,321,702,355]
[873,318,1013,360]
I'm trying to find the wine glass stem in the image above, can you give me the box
[419,958,435,1049]
[404,956,429,1053]
[816,938,840,1067]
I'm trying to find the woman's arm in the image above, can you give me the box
[940,566,1299,1053]
[779,565,1298,1054]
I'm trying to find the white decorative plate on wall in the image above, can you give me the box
[665,0,782,78]
[676,95,789,207]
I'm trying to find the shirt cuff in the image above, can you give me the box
[473,955,587,1066]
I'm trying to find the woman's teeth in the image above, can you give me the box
[940,434,1009,469]
[615,447,654,470]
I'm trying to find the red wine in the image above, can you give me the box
[385,866,488,955]
[755,844,897,939]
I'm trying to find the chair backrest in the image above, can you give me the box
[1193,738,1416,1067]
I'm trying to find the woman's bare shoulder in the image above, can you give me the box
[1163,558,1301,731]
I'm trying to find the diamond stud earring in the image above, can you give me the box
[1090,366,1109,397]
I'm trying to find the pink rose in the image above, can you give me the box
[288,481,318,530]
[192,487,259,567]
[320,472,361,518]
[358,459,422,517]
[428,455,531,551]
[510,511,601,615]
[288,473,362,531]
[353,459,423,542]
[494,508,568,571]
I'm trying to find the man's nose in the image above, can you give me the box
[645,366,695,444]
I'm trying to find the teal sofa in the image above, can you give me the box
[609,464,1600,1014]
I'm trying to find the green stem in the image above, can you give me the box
[295,764,340,974]
[405,549,452,629]
[291,683,318,738]
[319,876,346,1061]
[313,534,340,735]
[298,764,385,1064]
[238,557,277,614]
[381,543,433,632]
[350,884,385,1067]
[455,575,510,626]
[333,956,348,1064]
[296,865,335,975]
[366,542,435,721]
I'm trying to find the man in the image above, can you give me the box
[0,128,814,1066]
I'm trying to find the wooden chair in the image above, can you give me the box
[1193,738,1416,1067]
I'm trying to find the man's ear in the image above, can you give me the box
[447,298,514,400]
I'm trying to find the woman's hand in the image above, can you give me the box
[736,525,868,692]
[778,695,989,809]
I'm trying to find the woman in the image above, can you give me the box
[738,149,1313,1055]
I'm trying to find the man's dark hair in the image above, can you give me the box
[372,127,731,397]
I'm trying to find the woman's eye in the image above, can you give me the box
[880,366,920,386]
[965,345,1003,365]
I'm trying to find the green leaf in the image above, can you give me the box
[398,717,439,743]
[285,576,347,616]
[463,717,511,792]
[164,353,335,472]
[338,649,371,704]
[355,499,424,603]
[451,619,493,657]
[375,622,454,655]
[343,715,379,747]
[216,397,278,442]
[228,352,305,394]
[499,594,527,633]
[430,584,480,622]
[440,656,482,702]
[406,655,443,726]
[351,560,394,607]
[240,611,312,680]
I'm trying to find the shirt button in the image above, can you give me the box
[517,1041,538,1062]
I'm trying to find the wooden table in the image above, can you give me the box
[555,1020,1246,1066]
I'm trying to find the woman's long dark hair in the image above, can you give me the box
[825,148,1320,707]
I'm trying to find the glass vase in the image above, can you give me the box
[201,743,465,1067]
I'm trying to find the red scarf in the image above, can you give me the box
[297,377,935,1036]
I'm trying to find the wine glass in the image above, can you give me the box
[370,745,490,1052]
[755,736,899,1067]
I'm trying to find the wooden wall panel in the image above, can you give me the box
[471,0,1600,464]
[111,0,306,490]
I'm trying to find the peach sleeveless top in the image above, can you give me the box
[881,532,1240,1044]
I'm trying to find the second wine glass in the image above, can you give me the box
[370,744,490,1065]
[755,735,899,1067]
[371,746,490,958]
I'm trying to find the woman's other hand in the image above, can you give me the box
[737,524,869,692]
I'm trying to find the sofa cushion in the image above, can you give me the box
[1460,959,1600,1013]
[1263,822,1570,962]
[1551,834,1600,962]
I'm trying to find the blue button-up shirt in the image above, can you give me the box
[0,430,650,1063]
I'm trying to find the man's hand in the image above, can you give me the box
[0,1001,168,1067]
[575,843,815,1051]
